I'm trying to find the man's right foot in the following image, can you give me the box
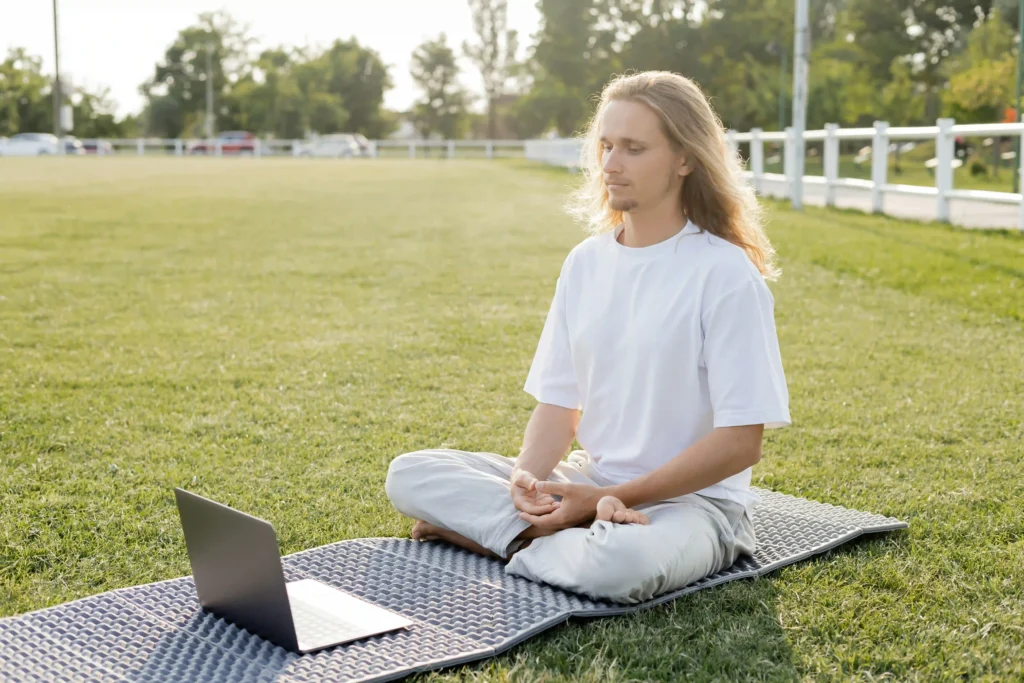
[595,495,650,525]
[410,520,502,559]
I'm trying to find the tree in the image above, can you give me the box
[69,86,125,138]
[0,48,52,135]
[140,10,255,136]
[308,39,394,138]
[410,34,473,139]
[943,8,1018,122]
[0,47,131,137]
[522,0,617,136]
[463,0,519,139]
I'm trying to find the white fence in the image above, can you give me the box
[523,139,585,168]
[23,124,1024,229]
[82,138,526,159]
[525,120,1024,231]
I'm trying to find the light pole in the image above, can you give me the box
[52,0,63,149]
[1015,0,1023,192]
[790,0,810,210]
[205,43,215,139]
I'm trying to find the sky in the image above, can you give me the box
[2,0,541,118]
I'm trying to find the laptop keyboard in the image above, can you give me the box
[291,598,367,647]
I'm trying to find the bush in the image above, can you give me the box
[969,159,989,177]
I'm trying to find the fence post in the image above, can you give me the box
[486,141,494,159]
[783,126,795,199]
[824,123,839,207]
[136,139,144,156]
[215,139,223,157]
[255,138,262,158]
[1018,116,1024,231]
[871,120,889,213]
[370,141,378,159]
[292,140,300,157]
[935,118,954,223]
[175,139,183,156]
[749,128,763,193]
[447,140,455,159]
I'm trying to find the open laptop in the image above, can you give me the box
[173,488,413,653]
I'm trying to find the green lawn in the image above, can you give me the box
[1,158,1022,681]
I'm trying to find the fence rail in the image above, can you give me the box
[526,119,1024,230]
[11,124,1023,229]
[56,138,528,159]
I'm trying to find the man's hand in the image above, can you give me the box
[510,469,561,516]
[517,481,605,531]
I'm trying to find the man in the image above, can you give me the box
[385,71,790,604]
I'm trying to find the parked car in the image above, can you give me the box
[3,133,60,156]
[352,133,371,156]
[82,139,114,155]
[300,134,363,158]
[188,131,259,155]
[62,136,86,155]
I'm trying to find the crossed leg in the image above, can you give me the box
[408,494,649,560]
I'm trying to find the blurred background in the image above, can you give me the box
[1,0,1021,145]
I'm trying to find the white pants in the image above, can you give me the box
[384,448,756,604]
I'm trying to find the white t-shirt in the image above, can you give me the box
[523,220,791,511]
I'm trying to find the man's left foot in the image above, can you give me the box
[595,495,650,525]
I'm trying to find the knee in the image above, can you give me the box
[570,525,659,601]
[384,450,434,507]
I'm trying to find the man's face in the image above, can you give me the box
[598,99,691,213]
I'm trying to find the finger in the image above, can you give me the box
[511,470,537,490]
[534,481,568,497]
[513,491,558,511]
[516,500,559,515]
[518,510,563,529]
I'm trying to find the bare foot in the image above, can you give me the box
[595,495,650,525]
[410,520,502,559]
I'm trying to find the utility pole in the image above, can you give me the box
[52,0,63,152]
[790,0,810,209]
[205,43,215,139]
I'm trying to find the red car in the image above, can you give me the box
[188,131,258,155]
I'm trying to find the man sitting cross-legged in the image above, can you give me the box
[385,71,790,604]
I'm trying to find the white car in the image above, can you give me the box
[3,133,61,156]
[300,134,363,158]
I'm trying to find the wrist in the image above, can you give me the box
[603,482,637,508]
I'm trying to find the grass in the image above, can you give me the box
[1,157,1022,681]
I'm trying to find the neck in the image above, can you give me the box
[619,199,688,248]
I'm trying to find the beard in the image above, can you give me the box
[608,196,639,212]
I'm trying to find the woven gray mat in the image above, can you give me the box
[0,487,907,683]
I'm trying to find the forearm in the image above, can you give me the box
[514,403,580,481]
[608,425,764,509]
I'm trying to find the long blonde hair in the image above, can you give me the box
[567,71,779,280]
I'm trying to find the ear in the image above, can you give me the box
[677,151,693,177]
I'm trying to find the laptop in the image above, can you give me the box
[173,488,413,653]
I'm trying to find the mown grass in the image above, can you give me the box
[1,157,1022,681]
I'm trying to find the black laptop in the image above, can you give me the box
[174,488,412,653]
